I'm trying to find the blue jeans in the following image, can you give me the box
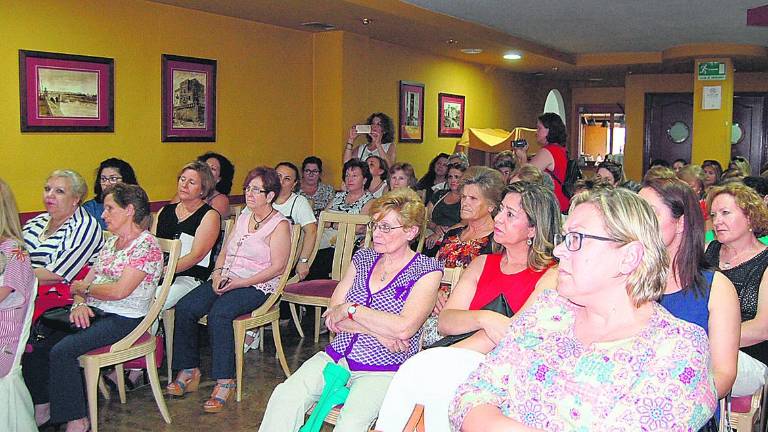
[23,313,142,423]
[171,281,268,379]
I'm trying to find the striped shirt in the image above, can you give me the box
[22,206,103,282]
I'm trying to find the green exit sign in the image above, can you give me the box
[698,62,726,81]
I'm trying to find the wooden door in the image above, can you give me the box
[644,93,693,173]
[732,94,767,175]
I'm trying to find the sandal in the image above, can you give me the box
[203,381,236,413]
[166,368,200,396]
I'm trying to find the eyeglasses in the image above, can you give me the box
[303,169,320,175]
[368,221,404,234]
[554,231,619,252]
[99,176,122,184]
[243,186,267,195]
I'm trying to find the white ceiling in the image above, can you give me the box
[403,0,768,54]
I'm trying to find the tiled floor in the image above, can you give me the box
[40,319,333,431]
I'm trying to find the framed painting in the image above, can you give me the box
[438,93,465,138]
[398,80,424,142]
[19,50,114,132]
[162,54,216,142]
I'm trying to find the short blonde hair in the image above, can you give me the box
[369,188,425,232]
[48,169,88,203]
[511,165,545,185]
[570,188,669,306]
[0,178,23,244]
[178,161,215,199]
[706,182,768,237]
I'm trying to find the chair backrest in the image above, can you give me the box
[229,204,243,220]
[312,211,372,281]
[250,224,302,316]
[222,218,234,240]
[415,207,429,253]
[111,238,181,351]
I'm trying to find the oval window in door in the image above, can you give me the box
[667,121,690,143]
[731,123,744,145]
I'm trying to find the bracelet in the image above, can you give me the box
[71,302,87,310]
[212,267,224,273]
[345,143,354,149]
[84,283,92,297]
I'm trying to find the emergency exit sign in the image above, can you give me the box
[698,62,726,80]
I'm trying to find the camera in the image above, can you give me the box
[512,139,528,148]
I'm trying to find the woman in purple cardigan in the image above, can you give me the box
[260,188,442,431]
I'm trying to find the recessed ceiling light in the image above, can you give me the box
[460,48,483,54]
[533,72,545,77]
[446,39,459,45]
[361,18,373,25]
[503,52,522,60]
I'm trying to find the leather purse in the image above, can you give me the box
[426,293,513,349]
[38,304,108,334]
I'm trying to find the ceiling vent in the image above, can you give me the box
[300,22,336,31]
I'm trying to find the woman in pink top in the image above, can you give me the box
[514,113,570,212]
[166,167,291,414]
[0,178,35,378]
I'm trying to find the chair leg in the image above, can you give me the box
[146,350,172,424]
[259,327,265,353]
[288,302,305,338]
[115,363,127,404]
[83,361,101,432]
[98,375,110,400]
[314,307,322,343]
[234,321,246,403]
[272,319,291,378]
[163,309,175,385]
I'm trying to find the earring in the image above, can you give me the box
[526,238,533,246]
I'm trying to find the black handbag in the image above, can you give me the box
[30,305,108,348]
[426,293,514,349]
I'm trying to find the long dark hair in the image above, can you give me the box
[93,158,138,203]
[642,177,709,297]
[417,153,450,190]
[197,152,235,195]
[538,113,567,145]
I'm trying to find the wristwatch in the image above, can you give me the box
[298,257,309,264]
[347,303,359,321]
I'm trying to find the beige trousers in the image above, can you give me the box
[259,351,393,432]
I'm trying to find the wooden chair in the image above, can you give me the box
[414,208,429,254]
[228,204,243,220]
[281,211,372,342]
[311,265,459,429]
[77,238,181,432]
[730,383,768,431]
[164,224,302,400]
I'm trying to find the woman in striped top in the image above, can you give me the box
[22,170,103,286]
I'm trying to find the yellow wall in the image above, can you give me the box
[692,58,733,167]
[2,0,314,212]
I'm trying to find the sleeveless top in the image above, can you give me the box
[429,190,461,227]
[659,270,713,334]
[326,249,442,372]
[469,254,548,312]
[705,241,768,365]
[222,211,287,295]
[436,226,493,269]
[543,143,570,212]
[156,202,218,280]
[357,142,392,160]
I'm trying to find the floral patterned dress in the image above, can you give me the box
[449,289,717,431]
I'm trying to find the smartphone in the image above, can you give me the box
[512,139,528,148]
[355,124,372,134]
[218,278,231,290]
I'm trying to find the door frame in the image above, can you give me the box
[643,92,692,174]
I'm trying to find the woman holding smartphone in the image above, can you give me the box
[167,167,291,414]
[344,113,396,167]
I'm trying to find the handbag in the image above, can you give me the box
[427,293,513,349]
[30,305,108,349]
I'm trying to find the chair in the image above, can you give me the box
[730,383,768,431]
[164,224,302,400]
[282,211,372,342]
[414,208,429,254]
[0,278,37,432]
[311,265,460,429]
[77,238,181,432]
[228,204,243,220]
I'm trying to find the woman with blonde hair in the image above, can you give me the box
[0,178,35,378]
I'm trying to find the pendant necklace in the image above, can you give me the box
[251,208,274,231]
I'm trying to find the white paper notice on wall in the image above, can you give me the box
[702,86,722,110]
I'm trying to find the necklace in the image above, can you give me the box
[721,244,765,269]
[250,208,274,230]
[378,253,411,282]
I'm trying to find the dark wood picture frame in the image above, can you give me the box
[398,80,425,143]
[438,92,465,138]
[19,49,114,132]
[162,54,217,142]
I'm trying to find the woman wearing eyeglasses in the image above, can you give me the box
[82,158,139,229]
[449,188,716,430]
[299,156,335,217]
[260,188,441,431]
[168,167,291,413]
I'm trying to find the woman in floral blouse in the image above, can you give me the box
[450,187,717,431]
[23,183,163,431]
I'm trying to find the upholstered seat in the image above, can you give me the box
[284,280,338,298]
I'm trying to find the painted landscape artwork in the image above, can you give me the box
[172,70,207,129]
[37,67,99,118]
